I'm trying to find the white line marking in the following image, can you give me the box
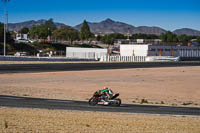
[1,97,24,100]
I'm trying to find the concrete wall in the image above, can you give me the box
[66,47,107,59]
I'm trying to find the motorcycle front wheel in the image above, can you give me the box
[88,97,98,106]
[111,98,121,107]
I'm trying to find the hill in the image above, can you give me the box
[7,18,200,36]
[74,18,167,35]
[173,28,200,36]
[8,19,66,31]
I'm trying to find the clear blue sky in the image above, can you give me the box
[0,0,200,31]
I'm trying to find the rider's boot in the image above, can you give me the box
[104,101,109,105]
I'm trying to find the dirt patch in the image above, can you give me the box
[0,107,200,133]
[0,66,200,106]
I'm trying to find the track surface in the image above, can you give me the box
[0,95,200,116]
[1,62,200,116]
[0,61,200,73]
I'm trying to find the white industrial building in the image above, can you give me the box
[120,44,200,57]
[66,47,108,59]
[16,34,28,40]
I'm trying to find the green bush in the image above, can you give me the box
[161,101,165,104]
[141,99,148,104]
[4,121,8,129]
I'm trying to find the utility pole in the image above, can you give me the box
[1,0,9,56]
[6,11,8,31]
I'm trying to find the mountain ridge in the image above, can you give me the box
[8,19,66,31]
[74,18,200,36]
[7,18,200,36]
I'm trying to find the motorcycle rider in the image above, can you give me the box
[99,87,114,103]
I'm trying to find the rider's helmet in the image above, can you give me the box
[104,87,108,90]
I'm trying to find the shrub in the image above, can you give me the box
[161,101,165,104]
[4,121,8,129]
[141,99,148,104]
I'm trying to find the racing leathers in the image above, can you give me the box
[99,88,114,101]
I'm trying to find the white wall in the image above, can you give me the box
[121,44,200,57]
[120,45,149,56]
[66,47,108,59]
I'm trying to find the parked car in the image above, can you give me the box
[16,39,30,44]
[14,52,28,57]
[28,39,36,43]
[37,53,51,57]
[16,39,36,44]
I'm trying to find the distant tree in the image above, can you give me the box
[112,33,127,39]
[19,27,29,34]
[131,34,159,39]
[0,23,12,42]
[29,19,57,40]
[29,25,48,39]
[45,19,56,30]
[166,32,173,42]
[0,23,4,42]
[160,33,167,42]
[44,18,57,36]
[160,32,178,42]
[96,35,102,41]
[178,34,190,43]
[53,26,79,44]
[29,25,40,39]
[197,37,200,43]
[131,34,147,39]
[38,25,49,39]
[100,33,126,45]
[147,34,159,39]
[101,34,114,45]
[80,20,93,40]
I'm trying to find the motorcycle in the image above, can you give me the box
[88,91,121,106]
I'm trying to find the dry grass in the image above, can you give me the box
[0,107,200,133]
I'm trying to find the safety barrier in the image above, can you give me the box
[0,56,96,61]
[100,56,146,62]
[100,56,181,62]
[0,56,181,62]
[146,56,180,62]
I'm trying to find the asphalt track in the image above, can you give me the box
[0,62,200,116]
[0,61,200,74]
[0,95,200,116]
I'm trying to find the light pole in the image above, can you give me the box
[127,28,130,40]
[1,0,10,56]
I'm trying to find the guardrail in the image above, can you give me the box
[0,56,182,62]
[146,56,180,62]
[100,56,146,62]
[100,56,180,62]
[0,56,96,62]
